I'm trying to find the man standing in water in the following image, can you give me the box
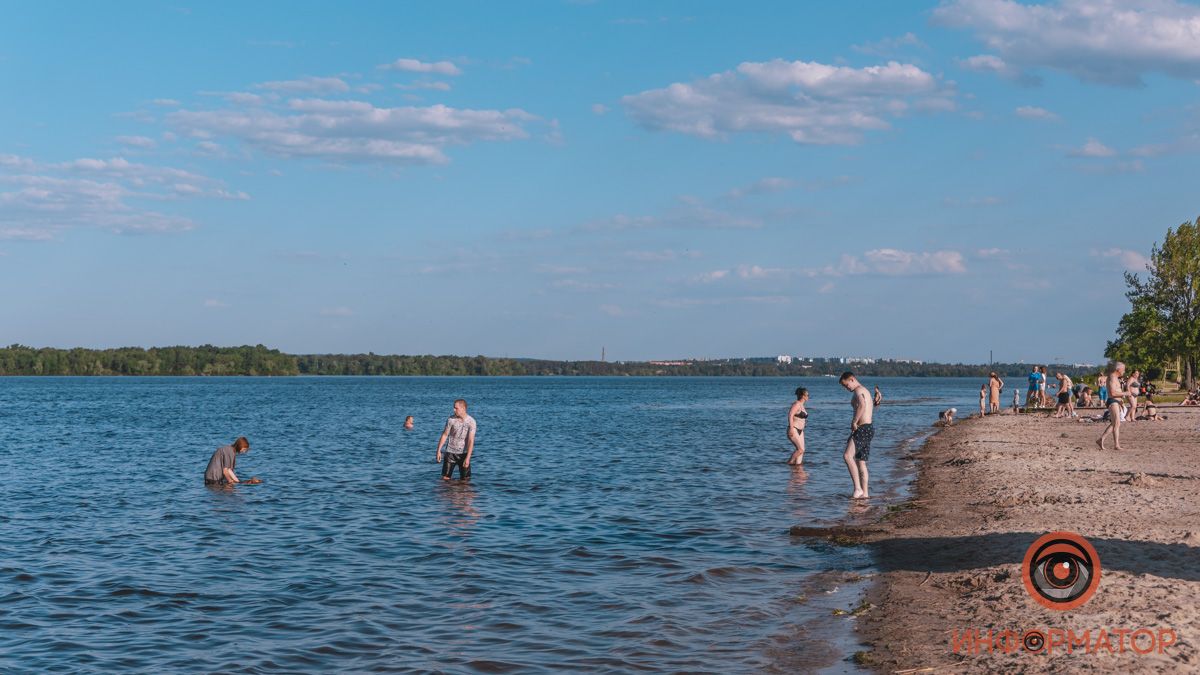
[436,399,476,480]
[204,437,250,485]
[840,372,874,499]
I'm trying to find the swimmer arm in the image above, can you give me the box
[852,391,867,429]
[223,467,239,483]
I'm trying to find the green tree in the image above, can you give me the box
[1109,218,1200,389]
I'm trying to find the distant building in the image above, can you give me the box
[776,355,793,365]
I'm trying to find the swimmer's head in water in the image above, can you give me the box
[233,436,250,453]
[794,387,808,401]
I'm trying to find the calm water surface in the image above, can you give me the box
[0,376,985,672]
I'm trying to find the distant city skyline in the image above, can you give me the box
[3,1,1199,362]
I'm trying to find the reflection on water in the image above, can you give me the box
[0,376,983,671]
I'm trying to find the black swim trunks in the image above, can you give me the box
[1058,391,1070,405]
[442,451,471,480]
[849,423,874,462]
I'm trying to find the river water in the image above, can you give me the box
[0,376,986,672]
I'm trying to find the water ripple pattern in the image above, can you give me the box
[0,376,982,672]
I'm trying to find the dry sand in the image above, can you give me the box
[841,409,1200,673]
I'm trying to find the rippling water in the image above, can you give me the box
[0,376,984,672]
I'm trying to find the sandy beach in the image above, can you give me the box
[847,409,1200,673]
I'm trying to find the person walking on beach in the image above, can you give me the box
[840,372,874,499]
[787,387,809,465]
[1052,372,1073,418]
[988,372,1004,414]
[204,437,250,485]
[436,399,476,480]
[1098,362,1130,451]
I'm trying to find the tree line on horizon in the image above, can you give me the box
[1106,216,1200,390]
[0,344,1094,378]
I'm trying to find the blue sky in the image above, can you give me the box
[2,0,1198,362]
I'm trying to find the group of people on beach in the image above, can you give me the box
[203,399,478,486]
[787,372,876,499]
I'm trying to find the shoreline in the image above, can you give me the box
[847,410,1200,672]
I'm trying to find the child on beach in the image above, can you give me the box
[979,384,987,416]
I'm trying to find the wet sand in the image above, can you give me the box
[852,409,1200,673]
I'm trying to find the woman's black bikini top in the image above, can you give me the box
[794,410,808,419]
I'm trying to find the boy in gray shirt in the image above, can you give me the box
[436,399,476,480]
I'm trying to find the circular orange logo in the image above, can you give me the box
[1022,532,1101,610]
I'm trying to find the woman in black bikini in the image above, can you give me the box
[787,387,809,465]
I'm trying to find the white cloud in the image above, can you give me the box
[169,99,542,165]
[395,81,452,91]
[203,299,229,308]
[958,54,1040,85]
[726,177,795,199]
[151,98,181,106]
[1015,105,1059,120]
[736,264,788,279]
[256,76,351,93]
[319,306,354,317]
[852,32,927,56]
[116,135,157,148]
[862,248,967,275]
[379,58,463,76]
[1092,247,1150,270]
[624,249,700,262]
[579,205,759,232]
[622,59,955,145]
[591,103,609,115]
[694,269,729,283]
[1068,137,1117,157]
[599,304,625,316]
[975,247,1010,258]
[0,154,245,239]
[935,0,1200,86]
[550,279,618,291]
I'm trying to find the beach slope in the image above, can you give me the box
[857,411,1200,673]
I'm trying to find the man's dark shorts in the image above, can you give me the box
[1058,391,1070,405]
[442,452,471,480]
[848,423,875,462]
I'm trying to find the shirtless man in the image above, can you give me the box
[840,372,875,499]
[1097,362,1129,451]
[1053,372,1073,418]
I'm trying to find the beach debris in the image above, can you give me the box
[851,651,874,666]
[1122,472,1157,487]
[918,571,932,587]
[1184,532,1200,546]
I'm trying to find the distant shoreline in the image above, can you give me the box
[0,345,1099,378]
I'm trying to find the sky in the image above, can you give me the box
[2,0,1199,363]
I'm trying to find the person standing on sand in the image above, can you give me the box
[979,384,987,416]
[1097,371,1108,407]
[1127,370,1142,423]
[436,399,476,480]
[988,372,1004,414]
[1052,373,1073,418]
[787,387,809,465]
[1098,362,1130,451]
[1026,366,1041,408]
[1038,366,1049,407]
[840,372,874,499]
[204,437,250,485]
[1012,389,1020,412]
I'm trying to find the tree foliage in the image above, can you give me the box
[1107,217,1200,388]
